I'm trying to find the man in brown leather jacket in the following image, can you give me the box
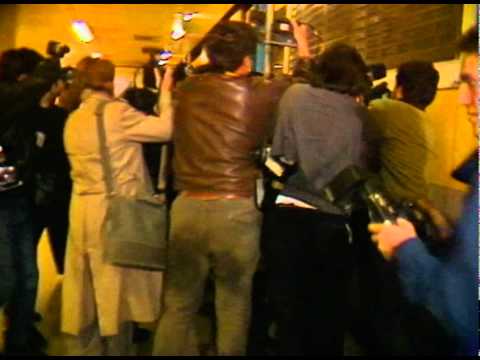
[153,21,303,356]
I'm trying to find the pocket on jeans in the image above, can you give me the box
[226,202,261,226]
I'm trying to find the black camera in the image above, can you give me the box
[0,166,23,192]
[253,145,298,210]
[28,41,77,96]
[319,165,451,253]
[0,147,23,192]
[364,64,392,105]
[367,63,387,81]
[256,154,449,252]
[46,41,70,60]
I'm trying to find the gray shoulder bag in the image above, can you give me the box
[95,101,168,271]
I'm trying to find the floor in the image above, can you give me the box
[0,232,364,356]
[0,232,217,356]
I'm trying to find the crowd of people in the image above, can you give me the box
[0,17,477,356]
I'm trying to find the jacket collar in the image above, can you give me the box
[81,88,113,103]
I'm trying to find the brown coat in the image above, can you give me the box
[173,73,289,197]
[61,89,172,336]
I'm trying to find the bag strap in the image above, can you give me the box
[95,100,115,195]
[96,100,170,196]
[157,143,169,193]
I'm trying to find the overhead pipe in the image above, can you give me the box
[263,4,274,78]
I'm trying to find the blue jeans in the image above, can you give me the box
[0,194,38,347]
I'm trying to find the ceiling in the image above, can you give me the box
[6,4,238,68]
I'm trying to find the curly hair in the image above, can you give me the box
[203,21,258,73]
[458,25,478,54]
[309,42,370,97]
[0,47,44,83]
[396,61,439,110]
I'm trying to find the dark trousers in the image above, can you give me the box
[32,188,70,274]
[0,194,38,347]
[262,206,353,356]
[348,210,455,356]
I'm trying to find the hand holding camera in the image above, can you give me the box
[368,218,418,260]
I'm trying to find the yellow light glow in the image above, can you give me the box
[72,20,94,43]
[171,14,186,41]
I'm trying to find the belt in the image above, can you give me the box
[182,190,250,200]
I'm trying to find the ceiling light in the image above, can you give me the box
[171,14,186,40]
[72,20,94,43]
[182,12,197,22]
[90,52,102,59]
[191,47,209,68]
[159,50,172,61]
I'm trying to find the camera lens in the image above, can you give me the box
[59,45,70,57]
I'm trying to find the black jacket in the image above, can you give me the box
[0,78,51,196]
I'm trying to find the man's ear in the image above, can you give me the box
[393,85,403,100]
[234,56,252,76]
[243,56,253,72]
[106,81,115,95]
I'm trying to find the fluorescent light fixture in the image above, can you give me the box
[171,14,186,40]
[182,12,197,22]
[72,20,94,43]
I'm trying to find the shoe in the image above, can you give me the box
[29,326,48,350]
[133,326,151,344]
[4,344,47,356]
[33,312,43,323]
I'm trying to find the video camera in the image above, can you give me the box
[33,41,76,88]
[364,63,392,105]
[319,165,452,254]
[255,149,449,253]
[0,146,23,192]
[0,41,75,193]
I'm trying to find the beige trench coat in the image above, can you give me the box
[61,89,172,336]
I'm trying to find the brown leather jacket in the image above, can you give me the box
[173,73,289,197]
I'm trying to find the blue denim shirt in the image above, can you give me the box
[395,153,478,355]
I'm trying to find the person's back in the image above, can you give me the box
[61,58,172,356]
[275,83,366,214]
[367,97,433,201]
[263,42,371,356]
[0,47,50,356]
[365,61,439,203]
[367,26,479,356]
[174,73,286,196]
[153,21,288,356]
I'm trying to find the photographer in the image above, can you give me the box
[152,21,295,356]
[365,61,439,203]
[368,26,478,356]
[61,57,173,355]
[347,61,458,357]
[0,47,52,356]
[262,42,371,356]
[31,72,75,276]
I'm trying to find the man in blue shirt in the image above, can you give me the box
[369,26,479,356]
